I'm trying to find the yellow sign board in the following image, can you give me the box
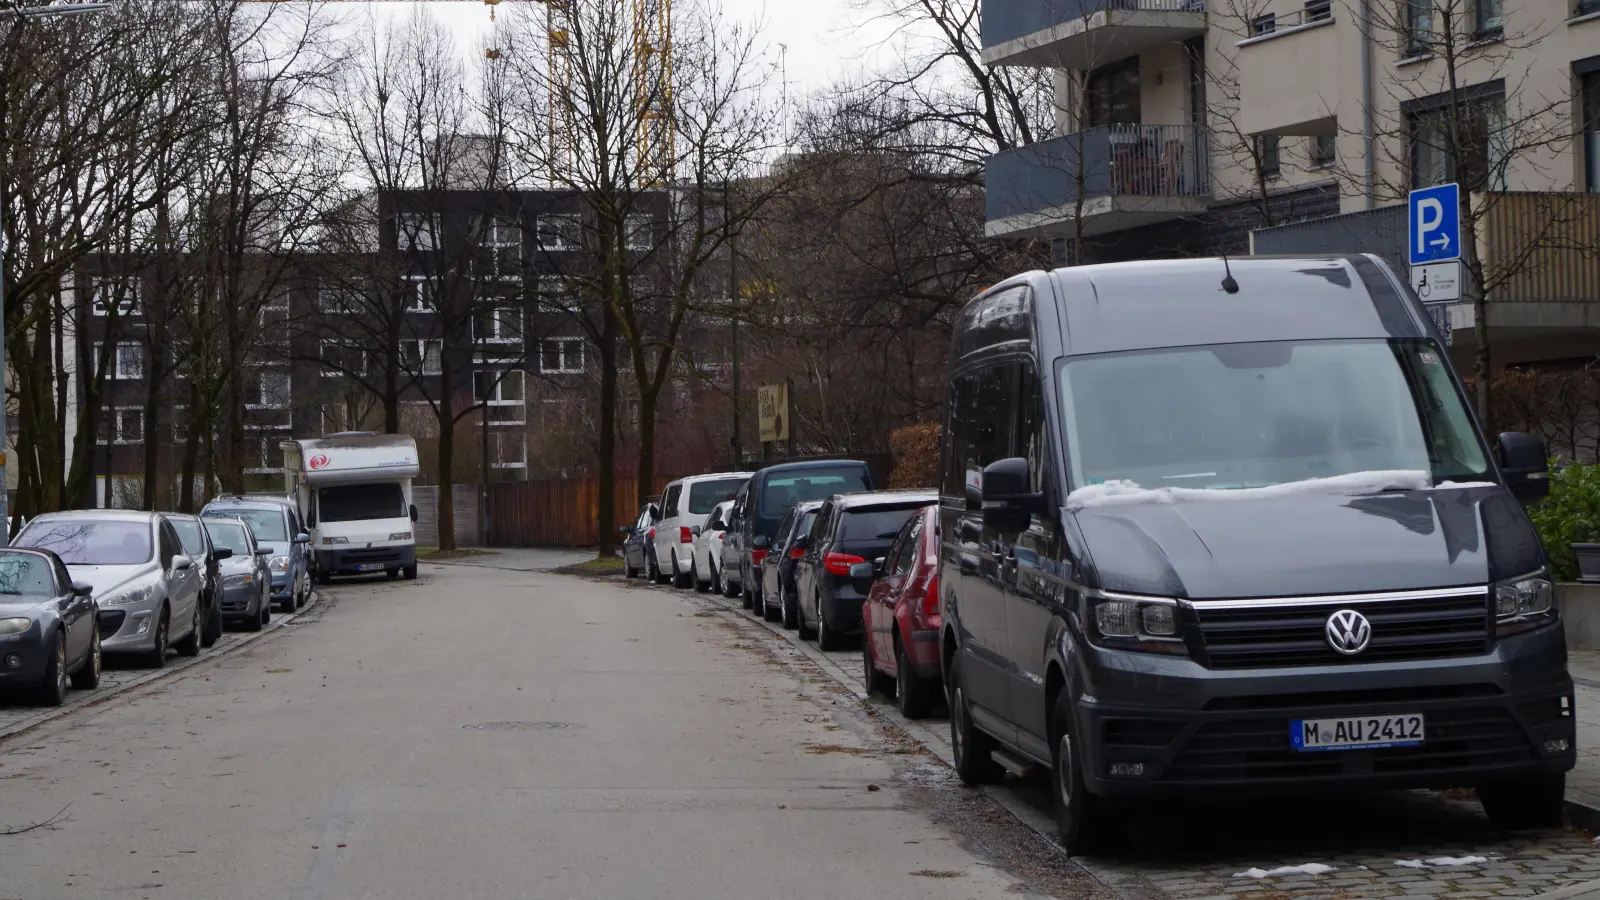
[757,383,789,443]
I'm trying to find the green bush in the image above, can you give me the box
[1528,461,1600,581]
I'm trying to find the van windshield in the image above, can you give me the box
[1058,339,1492,491]
[320,483,406,523]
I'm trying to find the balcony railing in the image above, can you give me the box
[986,124,1211,232]
[982,0,1205,51]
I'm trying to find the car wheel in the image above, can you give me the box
[781,585,799,630]
[1053,690,1118,854]
[174,602,202,658]
[403,564,418,580]
[1479,775,1567,830]
[796,591,817,640]
[647,550,663,585]
[949,655,1001,785]
[243,598,263,633]
[816,594,846,651]
[740,568,754,609]
[722,566,739,599]
[201,595,222,648]
[709,562,720,594]
[694,558,711,593]
[71,625,102,690]
[146,607,170,669]
[624,554,639,579]
[895,634,934,719]
[36,634,68,707]
[295,580,306,609]
[671,552,691,589]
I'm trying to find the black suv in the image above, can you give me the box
[942,256,1570,854]
[725,459,874,608]
[794,490,937,650]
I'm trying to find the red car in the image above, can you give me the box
[861,504,942,718]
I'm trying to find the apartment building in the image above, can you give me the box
[980,0,1599,277]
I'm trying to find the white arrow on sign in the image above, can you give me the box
[1429,234,1450,251]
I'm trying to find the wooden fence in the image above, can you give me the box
[487,477,673,548]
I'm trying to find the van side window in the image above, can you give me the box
[950,364,1017,503]
[663,485,682,517]
[1017,364,1048,494]
[942,374,972,497]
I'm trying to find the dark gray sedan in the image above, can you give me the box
[0,547,100,706]
[203,518,273,631]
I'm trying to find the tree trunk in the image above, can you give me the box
[179,379,202,512]
[636,385,658,512]
[437,415,456,552]
[1467,235,1493,433]
[595,314,618,558]
[221,363,244,495]
[140,362,162,510]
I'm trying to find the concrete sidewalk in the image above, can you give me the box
[1568,651,1600,828]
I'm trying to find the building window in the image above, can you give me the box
[404,276,435,312]
[244,436,282,473]
[320,342,367,377]
[1583,70,1599,193]
[488,429,527,470]
[1305,0,1332,21]
[1257,134,1281,178]
[536,213,582,251]
[396,212,437,252]
[473,307,523,344]
[87,278,140,317]
[1252,12,1276,34]
[403,339,443,376]
[1310,133,1336,167]
[1085,59,1141,128]
[625,214,654,252]
[319,287,362,315]
[259,294,290,331]
[247,371,291,409]
[1406,0,1434,55]
[1473,0,1503,36]
[1408,91,1507,189]
[173,406,188,442]
[478,216,522,279]
[539,338,584,374]
[102,407,144,444]
[474,369,527,424]
[95,342,144,380]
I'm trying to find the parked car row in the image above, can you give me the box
[0,494,318,707]
[623,460,944,719]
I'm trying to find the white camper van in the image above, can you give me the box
[281,433,421,581]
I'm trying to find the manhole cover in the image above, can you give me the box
[461,721,577,731]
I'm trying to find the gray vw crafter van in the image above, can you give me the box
[941,255,1572,854]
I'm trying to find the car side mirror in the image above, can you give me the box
[691,525,702,537]
[214,547,234,561]
[255,547,273,557]
[873,556,886,573]
[753,535,770,550]
[294,532,311,544]
[71,582,92,598]
[173,555,194,571]
[409,504,419,522]
[620,525,633,535]
[848,561,875,579]
[1498,432,1550,504]
[794,535,810,551]
[981,457,1044,529]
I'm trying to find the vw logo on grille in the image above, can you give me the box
[1325,609,1372,655]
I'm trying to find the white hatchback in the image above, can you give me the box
[651,472,750,588]
[691,500,734,593]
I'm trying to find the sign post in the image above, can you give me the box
[1408,183,1462,347]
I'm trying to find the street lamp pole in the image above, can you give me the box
[0,1,111,543]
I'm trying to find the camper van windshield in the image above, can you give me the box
[320,483,406,523]
[1058,338,1492,491]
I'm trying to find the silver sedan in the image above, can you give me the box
[12,510,205,667]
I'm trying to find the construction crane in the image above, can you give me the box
[239,0,674,184]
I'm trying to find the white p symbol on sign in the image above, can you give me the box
[1416,198,1443,254]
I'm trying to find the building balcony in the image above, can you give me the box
[1235,3,1340,136]
[985,124,1211,239]
[981,0,1207,70]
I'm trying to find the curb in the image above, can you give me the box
[1568,797,1600,835]
[0,588,328,746]
[1534,879,1600,900]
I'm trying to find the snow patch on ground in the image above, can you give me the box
[1395,856,1491,868]
[1067,470,1436,508]
[1233,863,1337,878]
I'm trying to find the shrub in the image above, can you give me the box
[1528,461,1600,581]
[889,423,941,489]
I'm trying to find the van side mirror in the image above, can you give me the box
[409,504,419,522]
[214,547,234,561]
[1498,432,1550,504]
[982,457,1044,529]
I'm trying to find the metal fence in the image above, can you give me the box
[982,0,1205,47]
[1249,203,1407,274]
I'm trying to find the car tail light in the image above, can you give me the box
[647,527,655,540]
[751,549,768,565]
[680,526,692,543]
[824,552,865,576]
[789,546,804,559]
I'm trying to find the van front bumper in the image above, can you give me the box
[319,545,416,575]
[1077,624,1576,799]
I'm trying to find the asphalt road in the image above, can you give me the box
[0,555,1094,900]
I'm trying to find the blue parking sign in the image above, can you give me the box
[1409,183,1461,265]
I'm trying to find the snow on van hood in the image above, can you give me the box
[1066,470,1495,509]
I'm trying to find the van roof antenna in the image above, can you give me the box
[1220,255,1240,294]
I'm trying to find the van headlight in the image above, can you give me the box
[1495,571,1555,635]
[1087,590,1186,655]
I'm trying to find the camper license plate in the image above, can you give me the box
[1290,714,1425,751]
[357,563,384,572]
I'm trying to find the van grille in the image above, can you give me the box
[1192,588,1490,669]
